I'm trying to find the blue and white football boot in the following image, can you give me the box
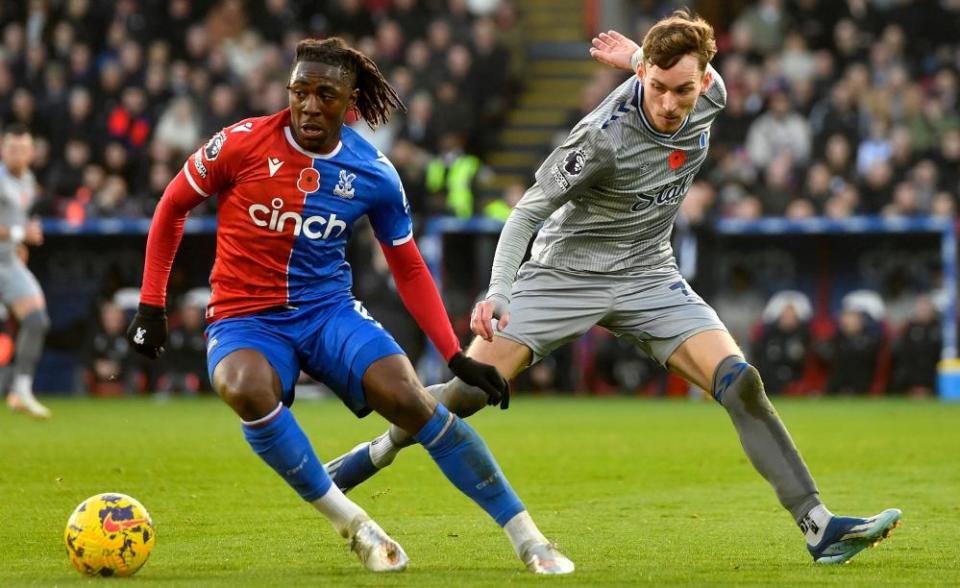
[807,508,902,564]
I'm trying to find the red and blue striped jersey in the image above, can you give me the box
[181,109,412,321]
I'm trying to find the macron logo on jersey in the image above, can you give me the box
[268,157,283,177]
[248,197,346,240]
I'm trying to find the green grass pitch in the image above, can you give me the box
[2,396,959,586]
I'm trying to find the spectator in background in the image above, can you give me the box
[711,264,766,351]
[426,132,484,218]
[931,191,956,219]
[891,295,941,397]
[153,97,201,158]
[856,119,892,176]
[44,138,90,203]
[481,181,524,221]
[808,81,859,152]
[754,292,812,395]
[399,91,438,153]
[87,300,139,395]
[820,308,883,395]
[882,181,922,217]
[746,86,811,169]
[160,293,210,395]
[387,138,430,216]
[734,0,789,54]
[935,130,960,192]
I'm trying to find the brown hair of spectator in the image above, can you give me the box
[642,8,717,71]
[294,37,405,128]
[3,122,31,137]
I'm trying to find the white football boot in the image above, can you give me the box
[519,541,575,575]
[349,518,408,572]
[7,390,51,419]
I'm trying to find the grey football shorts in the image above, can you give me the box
[0,259,44,305]
[497,261,727,366]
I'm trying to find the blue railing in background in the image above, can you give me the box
[37,215,957,394]
[420,215,958,391]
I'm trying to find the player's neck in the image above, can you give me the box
[293,132,341,156]
[5,165,27,178]
[638,98,672,135]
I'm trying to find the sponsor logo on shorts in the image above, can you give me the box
[204,131,227,161]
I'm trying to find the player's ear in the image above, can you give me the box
[349,88,359,108]
[700,69,713,95]
[636,62,645,81]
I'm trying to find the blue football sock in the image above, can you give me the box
[414,403,524,527]
[242,404,332,502]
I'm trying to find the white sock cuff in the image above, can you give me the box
[311,484,368,538]
[241,402,284,427]
[369,432,398,468]
[503,511,548,557]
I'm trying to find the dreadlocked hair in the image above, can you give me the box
[294,37,405,128]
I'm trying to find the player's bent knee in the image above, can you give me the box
[19,308,50,333]
[363,355,435,430]
[713,356,768,413]
[439,378,489,418]
[213,353,281,420]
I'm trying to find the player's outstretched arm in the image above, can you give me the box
[481,180,578,342]
[127,170,206,359]
[589,30,640,72]
[380,239,510,408]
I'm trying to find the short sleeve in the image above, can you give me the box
[367,156,414,246]
[533,123,616,202]
[181,123,248,198]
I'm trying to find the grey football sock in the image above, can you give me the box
[387,378,490,448]
[13,309,49,379]
[713,355,822,522]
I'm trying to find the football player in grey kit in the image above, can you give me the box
[327,10,901,564]
[0,124,51,418]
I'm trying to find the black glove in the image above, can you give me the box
[448,351,510,409]
[126,303,167,359]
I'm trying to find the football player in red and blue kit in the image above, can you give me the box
[125,38,573,574]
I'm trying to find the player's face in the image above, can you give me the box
[638,53,712,134]
[287,61,359,153]
[1,134,35,174]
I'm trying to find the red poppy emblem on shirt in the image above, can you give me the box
[668,149,686,170]
[297,167,320,193]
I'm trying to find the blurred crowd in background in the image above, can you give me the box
[0,0,523,222]
[0,0,957,397]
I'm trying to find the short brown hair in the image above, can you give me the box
[642,8,717,71]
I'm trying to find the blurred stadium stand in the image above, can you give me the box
[1,0,958,397]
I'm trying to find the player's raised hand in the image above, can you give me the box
[470,296,510,342]
[448,351,510,409]
[126,303,167,359]
[589,30,640,72]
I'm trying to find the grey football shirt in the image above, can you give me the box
[488,67,726,303]
[0,162,37,260]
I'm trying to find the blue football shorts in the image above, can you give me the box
[205,295,404,417]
